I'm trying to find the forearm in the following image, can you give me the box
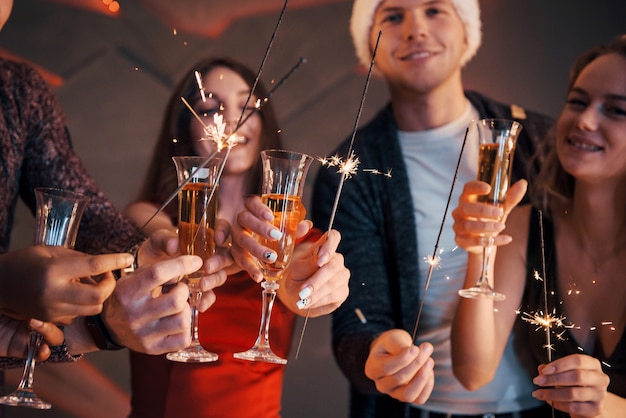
[601,392,626,418]
[451,252,500,389]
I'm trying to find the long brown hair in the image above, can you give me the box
[138,57,282,220]
[529,35,626,216]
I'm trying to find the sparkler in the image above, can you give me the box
[294,30,382,360]
[134,56,306,239]
[412,127,469,341]
[129,0,297,245]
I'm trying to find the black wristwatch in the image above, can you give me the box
[85,314,125,351]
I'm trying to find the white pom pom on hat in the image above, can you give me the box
[350,0,482,68]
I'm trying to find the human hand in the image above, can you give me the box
[0,316,65,361]
[132,224,231,313]
[231,195,311,282]
[135,229,180,266]
[0,246,133,324]
[280,229,349,317]
[452,179,527,254]
[532,354,609,417]
[364,329,434,404]
[101,255,217,354]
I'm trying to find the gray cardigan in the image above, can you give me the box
[311,91,555,418]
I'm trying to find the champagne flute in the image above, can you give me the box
[0,187,89,409]
[234,149,313,364]
[166,155,222,363]
[458,119,522,301]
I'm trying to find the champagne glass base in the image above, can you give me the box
[166,343,218,363]
[234,346,287,365]
[458,285,506,301]
[0,389,52,409]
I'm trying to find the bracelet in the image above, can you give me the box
[85,314,125,351]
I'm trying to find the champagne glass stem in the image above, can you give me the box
[233,279,286,364]
[253,280,279,351]
[16,332,43,395]
[189,283,202,345]
[478,235,495,288]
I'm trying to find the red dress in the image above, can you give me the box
[129,231,321,418]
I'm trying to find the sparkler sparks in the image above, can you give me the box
[129,0,298,242]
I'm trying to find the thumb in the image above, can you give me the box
[374,329,414,355]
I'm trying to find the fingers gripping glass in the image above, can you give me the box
[0,188,88,409]
[234,150,313,364]
[166,156,222,363]
[458,119,522,301]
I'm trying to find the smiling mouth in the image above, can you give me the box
[567,138,603,152]
[400,51,432,61]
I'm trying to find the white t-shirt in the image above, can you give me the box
[398,102,540,414]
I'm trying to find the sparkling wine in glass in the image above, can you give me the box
[458,118,522,301]
[234,149,313,364]
[0,187,89,409]
[166,155,222,363]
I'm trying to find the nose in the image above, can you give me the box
[574,104,600,132]
[404,12,426,42]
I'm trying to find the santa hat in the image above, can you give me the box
[350,0,482,68]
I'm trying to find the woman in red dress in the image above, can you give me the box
[125,57,349,418]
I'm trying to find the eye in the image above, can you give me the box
[381,11,403,25]
[425,7,442,17]
[565,95,588,109]
[242,106,259,118]
[603,104,626,118]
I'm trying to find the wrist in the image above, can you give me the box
[85,313,125,351]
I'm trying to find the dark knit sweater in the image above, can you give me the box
[312,92,554,418]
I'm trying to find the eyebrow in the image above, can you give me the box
[570,87,626,102]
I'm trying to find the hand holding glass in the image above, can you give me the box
[458,119,522,301]
[0,187,88,409]
[166,156,223,363]
[234,149,313,364]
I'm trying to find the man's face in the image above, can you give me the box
[370,0,468,95]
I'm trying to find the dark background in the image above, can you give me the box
[2,0,625,417]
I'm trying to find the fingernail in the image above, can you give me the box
[299,286,312,299]
[542,365,556,374]
[317,251,330,267]
[533,376,547,385]
[264,251,277,263]
[30,319,43,328]
[269,229,283,240]
[296,298,310,310]
[263,210,274,222]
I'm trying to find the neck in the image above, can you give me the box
[217,173,249,226]
[389,74,467,131]
[563,181,626,251]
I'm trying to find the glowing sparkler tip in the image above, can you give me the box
[339,155,360,178]
[424,254,442,269]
